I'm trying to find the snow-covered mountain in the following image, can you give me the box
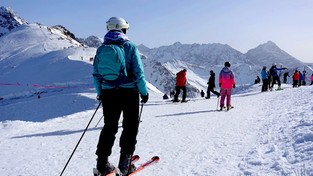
[78,35,103,48]
[1,7,313,175]
[0,6,27,37]
[139,41,310,96]
[1,6,311,100]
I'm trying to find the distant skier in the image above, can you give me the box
[269,64,286,90]
[260,66,269,92]
[292,70,300,88]
[219,61,235,110]
[163,93,169,100]
[283,71,290,83]
[200,90,205,97]
[173,69,187,102]
[310,73,313,85]
[93,17,149,176]
[206,70,220,99]
[254,76,261,84]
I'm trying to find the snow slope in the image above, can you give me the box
[1,84,312,176]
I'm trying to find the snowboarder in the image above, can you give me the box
[261,66,269,92]
[173,69,187,102]
[93,17,149,176]
[219,61,235,110]
[206,70,220,99]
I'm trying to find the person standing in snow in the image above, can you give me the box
[292,70,300,88]
[261,66,269,92]
[269,64,286,90]
[283,71,290,84]
[173,69,187,102]
[206,70,220,99]
[200,90,205,97]
[93,17,149,176]
[219,61,235,110]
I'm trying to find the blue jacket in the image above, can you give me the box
[93,31,148,96]
[261,70,268,80]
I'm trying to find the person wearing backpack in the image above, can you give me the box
[93,17,149,176]
[173,69,187,102]
[219,61,235,111]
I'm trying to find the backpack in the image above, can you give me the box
[94,43,128,86]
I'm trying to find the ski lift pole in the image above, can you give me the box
[59,102,102,176]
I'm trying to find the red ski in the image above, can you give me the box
[128,156,160,176]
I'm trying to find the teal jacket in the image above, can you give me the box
[93,31,148,96]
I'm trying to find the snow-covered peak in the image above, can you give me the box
[78,35,103,48]
[0,6,27,37]
[245,41,303,68]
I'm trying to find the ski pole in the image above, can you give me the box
[216,96,220,110]
[94,115,104,128]
[127,103,144,174]
[59,102,102,176]
[138,103,144,122]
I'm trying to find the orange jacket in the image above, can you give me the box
[176,70,187,86]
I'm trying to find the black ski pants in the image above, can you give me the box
[206,86,220,98]
[174,86,186,101]
[96,88,140,158]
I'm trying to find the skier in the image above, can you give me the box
[292,70,300,88]
[206,70,220,99]
[173,69,187,102]
[283,71,290,83]
[254,76,261,84]
[302,70,307,85]
[269,64,286,91]
[219,61,235,110]
[260,66,269,92]
[93,17,149,176]
[310,73,313,85]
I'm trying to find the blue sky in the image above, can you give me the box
[2,0,313,62]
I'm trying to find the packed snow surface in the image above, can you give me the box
[1,84,313,176]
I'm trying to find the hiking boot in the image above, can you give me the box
[96,157,115,175]
[118,153,133,175]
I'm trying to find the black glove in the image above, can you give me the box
[141,93,149,103]
[96,95,103,101]
[233,84,236,88]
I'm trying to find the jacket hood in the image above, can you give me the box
[222,67,231,73]
[104,31,129,43]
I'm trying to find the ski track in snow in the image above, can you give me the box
[0,85,313,176]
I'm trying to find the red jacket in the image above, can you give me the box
[176,70,187,86]
[293,72,300,80]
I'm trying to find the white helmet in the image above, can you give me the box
[106,17,129,32]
